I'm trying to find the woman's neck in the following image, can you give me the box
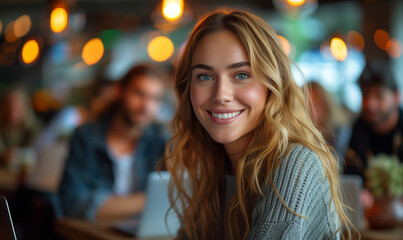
[224,133,253,174]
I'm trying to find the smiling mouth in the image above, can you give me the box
[207,110,243,120]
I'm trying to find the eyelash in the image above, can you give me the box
[197,74,213,81]
[196,72,251,81]
[234,72,250,80]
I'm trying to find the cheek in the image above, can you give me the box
[240,84,268,111]
[190,85,207,112]
[380,96,395,109]
[125,94,141,110]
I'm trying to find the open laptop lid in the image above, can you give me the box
[113,171,181,237]
[340,174,364,230]
[0,196,18,240]
[137,171,180,237]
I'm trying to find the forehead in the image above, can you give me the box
[363,85,395,96]
[191,30,249,67]
[126,74,164,91]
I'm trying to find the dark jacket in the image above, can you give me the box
[344,108,403,180]
[58,117,168,220]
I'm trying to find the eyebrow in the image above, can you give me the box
[191,62,250,72]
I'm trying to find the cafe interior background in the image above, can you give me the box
[0,0,403,239]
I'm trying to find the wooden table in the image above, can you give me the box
[361,228,403,240]
[0,167,18,198]
[55,218,174,240]
[54,217,403,240]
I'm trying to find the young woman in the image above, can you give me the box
[160,8,353,240]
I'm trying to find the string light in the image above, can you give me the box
[22,39,40,64]
[162,0,184,21]
[330,37,347,61]
[50,7,68,33]
[277,35,291,56]
[82,38,104,65]
[147,36,174,62]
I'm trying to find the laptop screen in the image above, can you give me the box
[0,196,17,240]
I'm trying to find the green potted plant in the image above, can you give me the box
[365,154,403,229]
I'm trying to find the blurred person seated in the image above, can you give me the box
[0,87,41,168]
[58,64,169,220]
[306,81,353,159]
[29,79,118,193]
[28,106,86,193]
[344,61,402,208]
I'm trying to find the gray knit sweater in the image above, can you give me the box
[246,145,340,240]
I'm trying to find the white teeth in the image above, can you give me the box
[211,111,241,119]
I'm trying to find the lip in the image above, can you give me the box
[205,109,244,124]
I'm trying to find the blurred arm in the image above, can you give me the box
[96,192,146,220]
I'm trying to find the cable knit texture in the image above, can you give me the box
[246,145,340,240]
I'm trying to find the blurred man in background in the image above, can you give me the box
[345,62,402,177]
[58,64,169,220]
[344,62,402,208]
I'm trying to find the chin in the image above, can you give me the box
[208,133,238,144]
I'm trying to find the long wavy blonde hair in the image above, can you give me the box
[160,8,354,240]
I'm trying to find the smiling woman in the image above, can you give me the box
[159,8,355,240]
[190,30,268,150]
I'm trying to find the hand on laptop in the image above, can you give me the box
[96,192,146,220]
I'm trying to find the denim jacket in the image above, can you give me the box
[58,117,168,220]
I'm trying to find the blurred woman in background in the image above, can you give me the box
[0,88,40,166]
[306,81,354,160]
[160,8,354,240]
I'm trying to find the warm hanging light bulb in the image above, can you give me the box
[330,37,348,61]
[287,0,305,7]
[162,0,184,21]
[14,15,32,37]
[22,39,40,64]
[147,36,174,62]
[277,35,291,56]
[273,0,317,16]
[82,38,104,65]
[50,7,68,33]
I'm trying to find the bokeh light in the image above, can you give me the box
[162,0,184,21]
[147,36,174,62]
[14,15,31,37]
[50,7,68,33]
[277,35,291,56]
[82,38,104,65]
[330,37,347,61]
[374,29,390,50]
[287,0,305,7]
[346,30,364,52]
[21,39,40,64]
[5,21,18,42]
[386,38,402,58]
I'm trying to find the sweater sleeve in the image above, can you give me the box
[247,145,340,240]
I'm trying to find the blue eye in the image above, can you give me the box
[198,74,213,81]
[235,73,249,80]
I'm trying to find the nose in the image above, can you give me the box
[211,76,233,104]
[363,95,377,112]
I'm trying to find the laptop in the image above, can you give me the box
[113,171,181,238]
[0,196,18,240]
[340,174,364,230]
